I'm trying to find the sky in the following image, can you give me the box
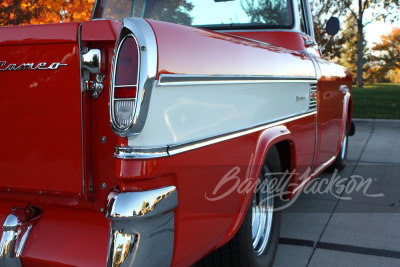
[187,0,399,47]
[365,20,400,47]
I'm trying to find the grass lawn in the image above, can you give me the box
[351,83,400,119]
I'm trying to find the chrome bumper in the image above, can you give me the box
[106,186,178,267]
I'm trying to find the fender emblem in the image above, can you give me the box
[0,61,68,71]
[296,96,306,101]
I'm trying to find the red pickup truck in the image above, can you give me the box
[0,0,353,266]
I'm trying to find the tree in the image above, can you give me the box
[31,0,94,24]
[339,14,371,83]
[148,0,193,25]
[0,0,44,26]
[241,0,291,26]
[372,27,400,72]
[0,0,94,26]
[310,0,345,61]
[327,0,400,88]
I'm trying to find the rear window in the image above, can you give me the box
[95,0,294,30]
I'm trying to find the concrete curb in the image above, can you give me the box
[352,118,400,123]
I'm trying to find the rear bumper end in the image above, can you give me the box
[106,186,178,267]
[0,186,178,266]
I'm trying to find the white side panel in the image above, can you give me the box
[128,81,312,148]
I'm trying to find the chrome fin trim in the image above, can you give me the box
[106,186,178,267]
[110,18,158,138]
[158,74,317,86]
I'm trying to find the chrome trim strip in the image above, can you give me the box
[301,50,321,79]
[301,50,320,173]
[158,74,317,86]
[114,111,317,159]
[220,29,303,34]
[90,0,100,20]
[78,24,85,196]
[115,146,169,159]
[292,156,336,195]
[106,186,178,267]
[168,111,316,156]
[110,18,158,138]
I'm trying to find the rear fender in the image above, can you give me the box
[220,125,295,245]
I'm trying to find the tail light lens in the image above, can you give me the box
[111,34,140,131]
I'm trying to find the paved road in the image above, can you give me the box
[274,119,400,267]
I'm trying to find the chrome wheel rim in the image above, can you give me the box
[251,173,274,256]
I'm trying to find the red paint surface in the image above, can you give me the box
[227,30,307,51]
[81,20,121,42]
[0,24,83,196]
[146,19,316,79]
[0,18,352,266]
[0,23,79,45]
[115,116,316,266]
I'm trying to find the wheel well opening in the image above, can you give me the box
[274,141,292,173]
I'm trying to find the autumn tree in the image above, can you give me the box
[0,0,44,26]
[31,0,94,24]
[372,27,400,73]
[325,0,400,88]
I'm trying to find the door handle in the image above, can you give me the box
[339,85,349,94]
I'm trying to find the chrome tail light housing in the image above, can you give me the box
[110,18,157,138]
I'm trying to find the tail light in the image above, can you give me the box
[111,34,140,132]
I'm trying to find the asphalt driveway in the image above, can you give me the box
[274,119,400,267]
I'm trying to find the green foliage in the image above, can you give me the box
[0,0,44,26]
[150,0,193,25]
[352,83,400,119]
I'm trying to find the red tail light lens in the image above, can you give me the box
[115,36,139,87]
[111,34,140,130]
[114,86,137,98]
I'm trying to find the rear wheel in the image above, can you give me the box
[195,146,283,267]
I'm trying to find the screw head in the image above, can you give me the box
[39,191,43,194]
[96,74,105,83]
[100,136,107,144]
[141,46,146,51]
[101,183,107,190]
[100,208,104,213]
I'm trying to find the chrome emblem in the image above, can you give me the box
[311,92,317,101]
[0,61,68,71]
